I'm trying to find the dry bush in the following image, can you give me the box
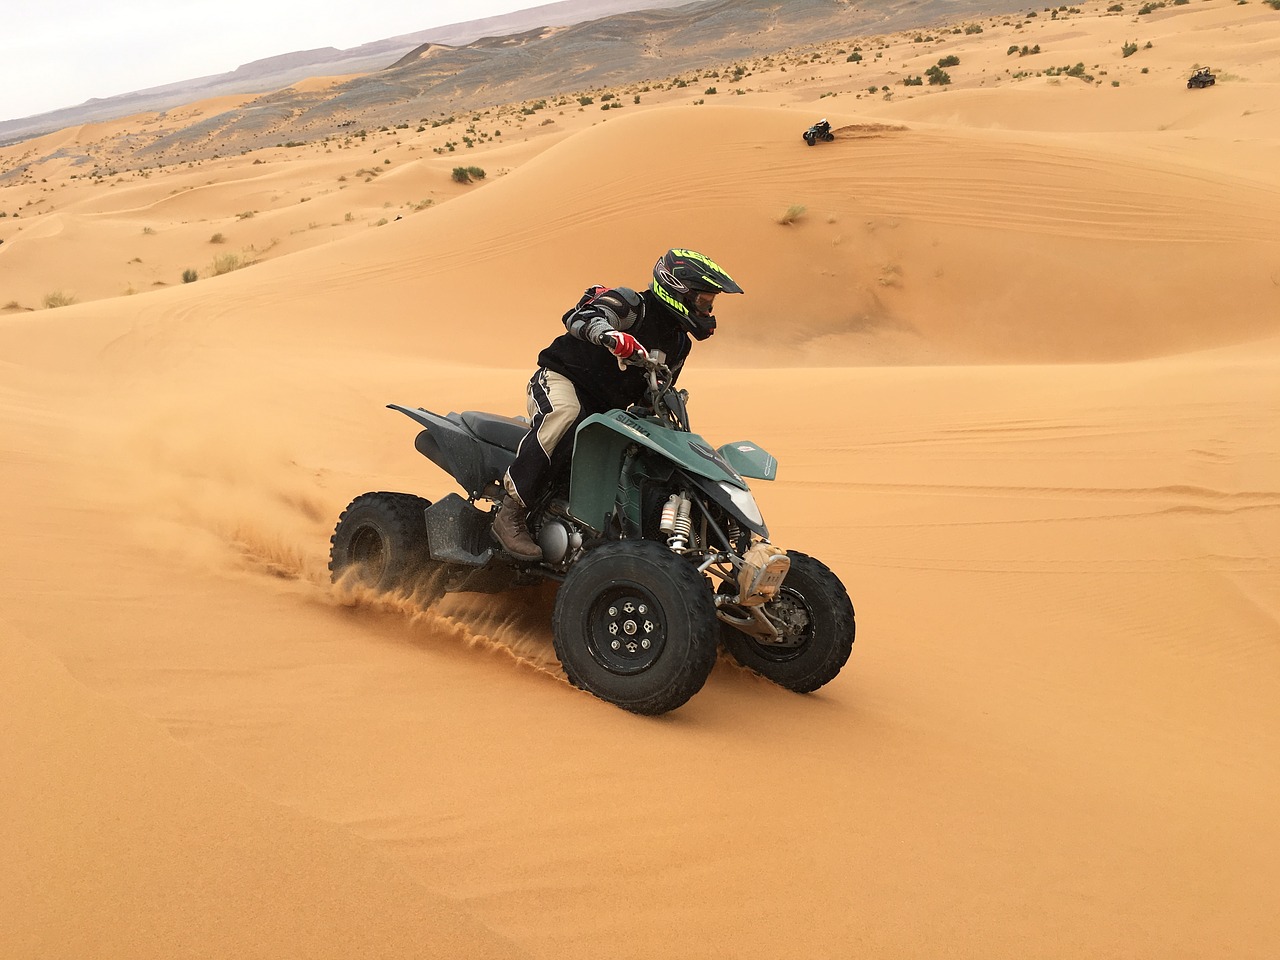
[210,253,245,276]
[777,204,807,225]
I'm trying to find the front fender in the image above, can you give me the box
[717,441,777,481]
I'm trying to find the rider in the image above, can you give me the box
[492,248,744,560]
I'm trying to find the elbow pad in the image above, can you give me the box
[567,286,646,344]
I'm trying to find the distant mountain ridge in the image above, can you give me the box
[3,0,1022,151]
[0,0,692,142]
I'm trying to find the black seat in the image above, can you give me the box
[461,411,529,452]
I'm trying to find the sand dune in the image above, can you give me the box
[2,0,1278,957]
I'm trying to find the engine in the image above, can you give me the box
[537,516,584,566]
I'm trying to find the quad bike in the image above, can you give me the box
[1187,67,1215,89]
[803,119,834,146]
[329,356,855,715]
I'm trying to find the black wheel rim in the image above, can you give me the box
[348,524,388,583]
[746,585,814,663]
[586,585,667,675]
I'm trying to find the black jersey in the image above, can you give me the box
[537,287,691,412]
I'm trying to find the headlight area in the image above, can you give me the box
[717,481,766,531]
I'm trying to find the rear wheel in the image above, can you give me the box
[329,492,432,592]
[553,540,718,715]
[720,551,854,693]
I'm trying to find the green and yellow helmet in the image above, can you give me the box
[651,248,743,340]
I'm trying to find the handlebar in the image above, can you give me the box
[620,354,688,430]
[621,351,671,378]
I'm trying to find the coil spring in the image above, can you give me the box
[660,493,693,552]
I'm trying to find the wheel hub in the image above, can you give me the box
[590,591,667,675]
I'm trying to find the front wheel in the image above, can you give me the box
[720,551,854,693]
[552,541,718,715]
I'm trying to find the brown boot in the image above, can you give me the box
[492,495,542,561]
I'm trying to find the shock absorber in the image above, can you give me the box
[660,493,693,552]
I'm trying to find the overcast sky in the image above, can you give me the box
[2,0,540,122]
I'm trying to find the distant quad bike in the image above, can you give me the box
[802,118,834,146]
[1187,67,1215,89]
[329,355,855,715]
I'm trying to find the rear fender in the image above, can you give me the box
[389,404,514,500]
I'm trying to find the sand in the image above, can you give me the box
[1,0,1278,957]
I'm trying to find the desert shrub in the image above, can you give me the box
[578,95,594,106]
[705,86,718,94]
[182,269,198,283]
[1122,41,1139,57]
[925,65,952,85]
[451,166,487,184]
[210,253,244,276]
[1108,3,1124,8]
[903,75,924,85]
[236,210,255,219]
[209,232,225,244]
[938,55,961,67]
[847,52,862,62]
[777,204,806,225]
[964,23,984,33]
[43,291,77,309]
